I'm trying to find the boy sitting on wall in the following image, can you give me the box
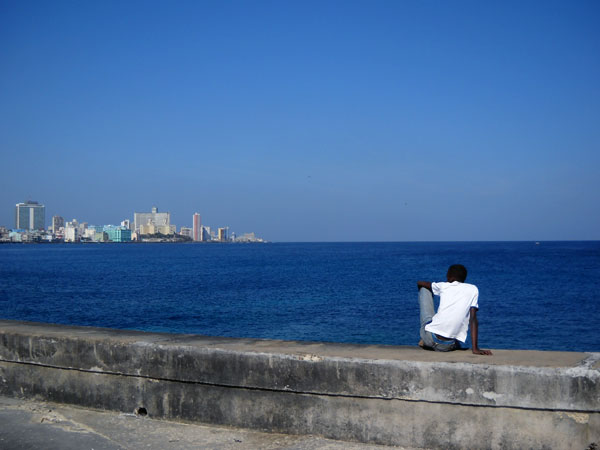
[417,264,492,355]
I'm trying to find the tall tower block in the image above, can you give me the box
[193,213,201,242]
[15,201,45,230]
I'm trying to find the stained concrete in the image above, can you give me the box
[0,395,405,449]
[0,320,598,449]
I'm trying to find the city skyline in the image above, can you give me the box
[3,201,264,243]
[1,1,599,242]
[6,201,221,233]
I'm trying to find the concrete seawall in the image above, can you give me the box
[0,320,598,449]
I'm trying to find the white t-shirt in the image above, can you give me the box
[424,281,479,343]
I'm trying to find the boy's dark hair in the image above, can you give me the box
[448,264,468,282]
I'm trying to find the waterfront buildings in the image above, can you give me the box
[139,223,176,235]
[0,226,9,242]
[51,215,64,234]
[64,221,79,242]
[4,200,266,244]
[83,226,103,240]
[236,232,260,242]
[94,231,109,242]
[180,227,193,239]
[134,206,171,232]
[103,225,132,242]
[15,201,45,230]
[200,225,211,242]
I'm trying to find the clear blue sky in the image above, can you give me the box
[1,0,598,241]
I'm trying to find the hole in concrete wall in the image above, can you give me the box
[135,407,147,417]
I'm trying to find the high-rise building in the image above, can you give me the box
[64,221,79,242]
[51,215,64,234]
[78,222,88,236]
[218,227,228,242]
[134,206,171,231]
[15,201,45,230]
[193,213,201,241]
[201,226,211,242]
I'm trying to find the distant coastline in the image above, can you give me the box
[3,205,267,244]
[0,239,269,244]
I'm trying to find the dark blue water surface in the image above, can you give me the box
[1,242,599,352]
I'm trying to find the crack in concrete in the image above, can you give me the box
[2,357,598,413]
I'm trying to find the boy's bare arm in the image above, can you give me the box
[469,307,492,355]
[417,281,432,291]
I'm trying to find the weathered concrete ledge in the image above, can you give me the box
[0,320,598,449]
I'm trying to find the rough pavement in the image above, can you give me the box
[0,396,414,450]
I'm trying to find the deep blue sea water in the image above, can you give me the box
[1,242,599,352]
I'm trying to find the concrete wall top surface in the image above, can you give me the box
[0,319,592,368]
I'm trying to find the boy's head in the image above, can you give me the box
[447,264,467,282]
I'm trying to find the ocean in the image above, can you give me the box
[1,241,598,352]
